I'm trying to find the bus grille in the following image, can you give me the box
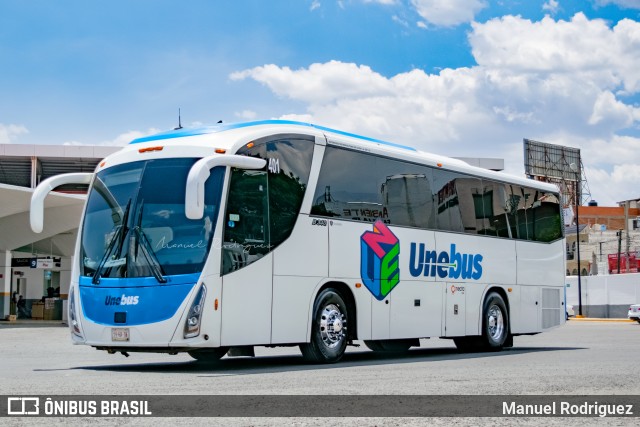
[541,288,561,329]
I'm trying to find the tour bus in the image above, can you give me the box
[30,120,565,363]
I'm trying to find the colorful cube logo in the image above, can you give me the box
[360,220,400,300]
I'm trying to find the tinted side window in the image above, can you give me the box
[534,202,562,242]
[310,146,563,242]
[479,182,562,242]
[222,137,314,274]
[479,182,512,238]
[510,185,534,240]
[311,147,436,229]
[431,169,483,234]
[519,188,563,242]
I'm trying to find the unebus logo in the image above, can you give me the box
[360,220,400,301]
[409,243,483,280]
[105,294,140,306]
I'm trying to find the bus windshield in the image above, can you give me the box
[80,158,225,281]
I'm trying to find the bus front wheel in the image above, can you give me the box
[300,288,348,363]
[481,292,509,351]
[188,347,229,363]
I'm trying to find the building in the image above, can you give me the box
[566,200,640,276]
[0,144,119,320]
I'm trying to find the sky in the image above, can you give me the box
[1,0,640,206]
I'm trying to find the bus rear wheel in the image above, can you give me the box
[188,347,229,363]
[300,288,348,364]
[481,292,509,351]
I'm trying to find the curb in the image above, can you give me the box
[568,317,635,322]
[0,320,67,328]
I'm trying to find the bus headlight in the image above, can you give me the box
[184,284,206,338]
[69,287,83,338]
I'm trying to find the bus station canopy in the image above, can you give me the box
[0,183,85,256]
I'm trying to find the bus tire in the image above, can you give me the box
[364,339,417,353]
[188,347,228,363]
[481,292,509,351]
[300,288,348,364]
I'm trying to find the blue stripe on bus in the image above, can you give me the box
[79,273,200,288]
[78,274,200,326]
[130,120,416,152]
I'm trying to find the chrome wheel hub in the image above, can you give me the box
[320,303,346,348]
[487,305,504,341]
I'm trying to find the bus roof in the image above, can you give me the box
[128,119,559,194]
[130,119,416,152]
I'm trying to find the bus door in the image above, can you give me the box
[220,169,273,346]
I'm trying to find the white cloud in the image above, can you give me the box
[470,13,640,93]
[588,164,640,205]
[362,0,398,4]
[410,0,487,27]
[106,129,162,146]
[310,0,321,11]
[64,129,161,146]
[231,61,394,104]
[392,15,410,27]
[595,0,640,9]
[588,91,636,127]
[235,110,258,120]
[543,0,560,14]
[582,134,640,166]
[0,124,28,144]
[231,13,640,205]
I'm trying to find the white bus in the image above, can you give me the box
[30,120,565,363]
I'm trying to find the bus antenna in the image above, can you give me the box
[174,109,183,130]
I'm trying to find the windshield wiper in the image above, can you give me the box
[91,225,123,285]
[133,201,167,284]
[134,227,168,283]
[92,199,131,285]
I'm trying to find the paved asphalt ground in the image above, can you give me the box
[1,319,639,426]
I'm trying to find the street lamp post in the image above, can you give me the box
[575,191,583,317]
[570,163,583,317]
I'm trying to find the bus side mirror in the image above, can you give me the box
[185,155,266,220]
[30,172,93,233]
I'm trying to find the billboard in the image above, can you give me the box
[523,138,581,182]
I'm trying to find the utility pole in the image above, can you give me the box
[617,230,623,274]
[570,163,583,317]
[625,201,630,272]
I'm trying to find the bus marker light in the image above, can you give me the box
[138,146,164,153]
[355,283,362,288]
[508,288,513,292]
[100,161,106,168]
[437,163,443,167]
[214,299,219,310]
[215,148,226,154]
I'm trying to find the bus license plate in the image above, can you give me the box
[112,328,130,342]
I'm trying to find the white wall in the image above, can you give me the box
[566,273,640,317]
